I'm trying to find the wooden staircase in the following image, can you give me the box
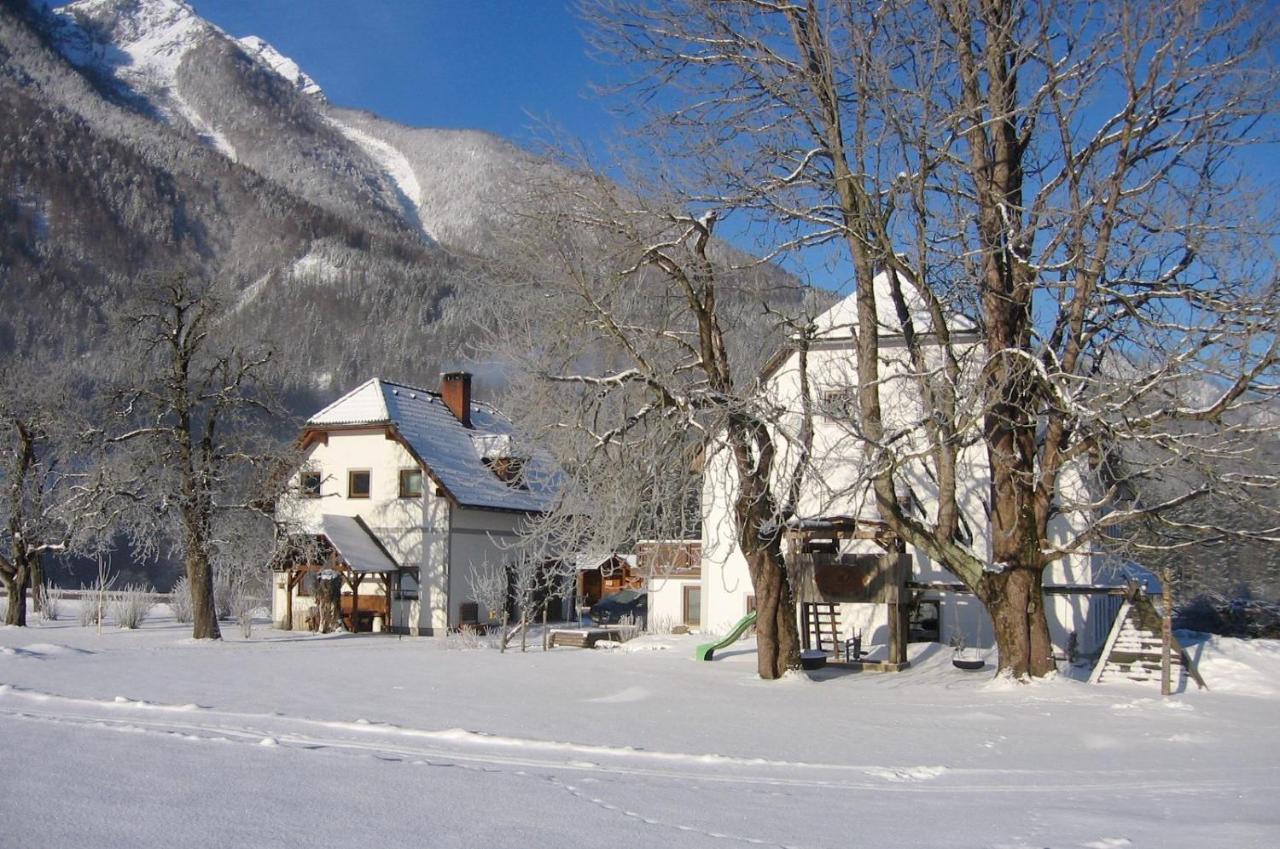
[1090,596,1205,689]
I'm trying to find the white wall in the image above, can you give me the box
[647,576,700,630]
[274,429,541,635]
[698,337,1109,654]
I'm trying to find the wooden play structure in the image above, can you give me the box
[788,520,912,671]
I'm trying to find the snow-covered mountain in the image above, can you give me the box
[48,1,321,113]
[36,0,424,237]
[30,0,588,256]
[2,0,464,393]
[0,0,799,401]
[235,34,323,99]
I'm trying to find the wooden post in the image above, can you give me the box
[887,596,908,665]
[1161,569,1173,697]
[386,572,396,633]
[886,554,909,665]
[348,571,363,633]
[284,569,295,631]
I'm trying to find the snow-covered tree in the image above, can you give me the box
[560,0,1280,679]
[474,155,820,678]
[0,362,80,625]
[90,274,283,640]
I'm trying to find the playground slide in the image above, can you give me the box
[694,610,758,661]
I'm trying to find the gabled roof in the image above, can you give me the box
[306,378,559,513]
[812,269,977,341]
[310,379,389,424]
[758,269,978,381]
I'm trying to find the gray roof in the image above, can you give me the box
[319,514,400,573]
[307,378,559,513]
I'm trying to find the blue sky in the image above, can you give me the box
[194,0,823,281]
[196,1,615,148]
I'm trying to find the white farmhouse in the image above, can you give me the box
[698,272,1122,658]
[272,373,557,635]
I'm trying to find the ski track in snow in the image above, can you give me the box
[0,681,1270,797]
[0,686,810,849]
[546,774,812,849]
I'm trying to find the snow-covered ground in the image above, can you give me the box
[1,606,1277,848]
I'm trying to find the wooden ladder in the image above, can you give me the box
[801,602,840,655]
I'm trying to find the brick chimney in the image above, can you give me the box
[440,371,472,428]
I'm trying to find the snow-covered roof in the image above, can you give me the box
[571,552,638,574]
[307,378,559,513]
[319,515,399,573]
[1096,560,1163,594]
[813,269,977,340]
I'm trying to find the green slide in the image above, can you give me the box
[695,610,758,661]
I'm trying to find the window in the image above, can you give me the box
[683,585,702,627]
[745,595,757,614]
[300,471,321,498]
[399,468,423,498]
[816,388,856,418]
[395,569,420,600]
[347,470,371,499]
[483,456,526,488]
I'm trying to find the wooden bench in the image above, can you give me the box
[340,595,389,632]
[549,628,629,649]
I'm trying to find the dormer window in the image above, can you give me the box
[300,471,322,498]
[399,468,423,498]
[483,456,526,488]
[348,470,371,499]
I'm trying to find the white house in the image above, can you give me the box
[699,272,1122,657]
[637,540,702,631]
[272,373,558,635]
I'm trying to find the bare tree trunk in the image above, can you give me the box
[741,540,801,679]
[283,573,294,631]
[185,546,220,640]
[314,573,341,633]
[1,569,27,626]
[980,567,1054,678]
[4,421,35,627]
[28,554,43,614]
[735,529,801,678]
[1161,568,1174,697]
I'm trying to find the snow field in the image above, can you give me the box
[0,604,1277,848]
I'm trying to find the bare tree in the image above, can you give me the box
[581,0,1280,678]
[467,560,512,650]
[92,275,281,640]
[474,152,820,678]
[0,362,81,625]
[505,551,554,653]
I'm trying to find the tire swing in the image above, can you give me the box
[951,593,987,671]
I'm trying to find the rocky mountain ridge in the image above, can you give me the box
[2,0,803,402]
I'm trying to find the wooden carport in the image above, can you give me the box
[278,514,403,633]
